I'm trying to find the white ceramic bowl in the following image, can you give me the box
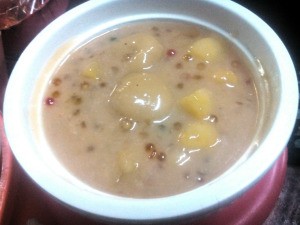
[3,0,298,223]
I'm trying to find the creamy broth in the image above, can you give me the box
[41,21,258,198]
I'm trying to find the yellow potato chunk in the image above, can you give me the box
[180,89,213,119]
[179,122,219,149]
[110,73,173,121]
[212,70,238,87]
[117,33,163,71]
[81,61,102,79]
[190,37,223,62]
[117,149,139,174]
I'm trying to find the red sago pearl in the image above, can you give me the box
[167,49,176,56]
[45,97,55,105]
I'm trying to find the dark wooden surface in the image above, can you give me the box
[264,166,300,225]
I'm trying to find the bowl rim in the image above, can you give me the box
[3,0,299,221]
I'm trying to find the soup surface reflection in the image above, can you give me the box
[41,21,259,198]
